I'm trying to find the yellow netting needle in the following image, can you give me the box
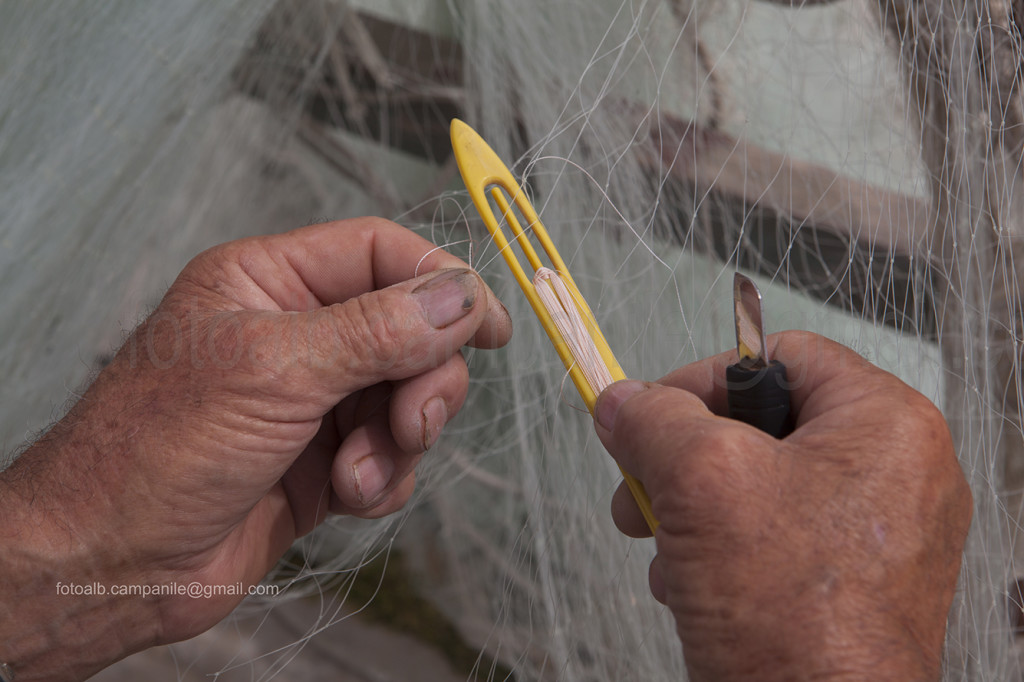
[450,118,658,533]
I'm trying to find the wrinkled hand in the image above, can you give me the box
[0,218,511,680]
[594,332,971,682]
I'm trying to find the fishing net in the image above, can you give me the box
[2,0,1022,679]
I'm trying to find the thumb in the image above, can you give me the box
[594,379,726,494]
[302,267,489,396]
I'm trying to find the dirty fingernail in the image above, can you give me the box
[352,453,394,507]
[595,380,648,432]
[421,396,449,450]
[413,269,478,329]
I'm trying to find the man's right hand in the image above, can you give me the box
[594,332,972,682]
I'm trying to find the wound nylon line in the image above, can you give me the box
[533,267,613,394]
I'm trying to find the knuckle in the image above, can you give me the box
[335,294,410,369]
[619,385,706,428]
[880,388,971,522]
[687,423,736,457]
[773,329,821,357]
[173,239,256,301]
[656,462,731,533]
[778,329,818,346]
[661,423,740,502]
[892,389,951,459]
[181,240,241,279]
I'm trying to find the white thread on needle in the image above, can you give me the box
[533,267,613,394]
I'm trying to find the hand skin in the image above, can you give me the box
[594,332,972,682]
[0,218,512,682]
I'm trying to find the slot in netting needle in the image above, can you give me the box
[452,118,657,533]
[533,267,613,394]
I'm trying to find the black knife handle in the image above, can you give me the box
[726,361,793,438]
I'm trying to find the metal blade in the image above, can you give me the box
[733,272,768,369]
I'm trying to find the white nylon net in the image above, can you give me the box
[2,0,1021,679]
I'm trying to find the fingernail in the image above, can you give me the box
[595,380,648,432]
[413,269,478,329]
[421,396,449,450]
[352,453,394,507]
